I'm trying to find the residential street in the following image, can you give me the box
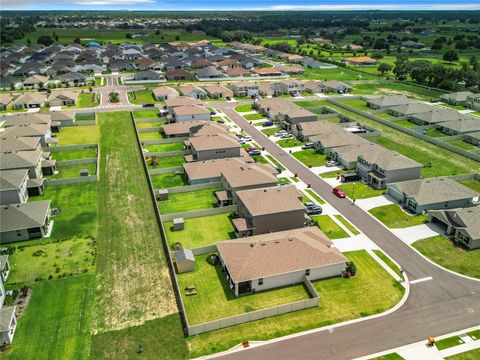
[208,102,480,360]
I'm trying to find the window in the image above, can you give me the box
[16,230,22,237]
[305,269,310,276]
[258,278,263,286]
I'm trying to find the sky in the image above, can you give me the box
[3,0,480,11]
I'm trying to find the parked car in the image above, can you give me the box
[281,133,293,139]
[326,160,338,167]
[235,133,243,138]
[332,188,347,198]
[341,172,361,182]
[243,136,252,141]
[263,121,273,127]
[248,150,262,155]
[226,96,231,101]
[246,146,257,152]
[304,202,323,215]
[210,111,216,115]
[301,143,314,150]
[143,103,154,107]
[217,119,225,124]
[238,138,246,144]
[275,130,288,136]
[274,166,282,174]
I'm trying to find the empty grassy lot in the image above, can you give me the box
[178,253,311,325]
[51,148,97,161]
[277,138,306,148]
[458,178,480,192]
[94,111,176,333]
[413,236,480,279]
[187,250,404,357]
[6,237,95,285]
[234,104,254,112]
[292,149,328,167]
[147,155,185,169]
[3,276,94,360]
[128,90,159,105]
[340,98,371,111]
[299,67,377,81]
[145,142,184,152]
[57,125,100,145]
[369,204,427,228]
[164,213,235,249]
[312,215,350,239]
[133,109,161,119]
[47,163,97,179]
[30,182,98,240]
[158,189,218,214]
[351,81,445,101]
[150,173,186,188]
[77,92,100,108]
[334,215,360,235]
[338,182,385,199]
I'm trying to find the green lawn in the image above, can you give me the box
[458,179,480,193]
[150,173,186,188]
[369,204,427,228]
[467,329,480,340]
[292,150,327,167]
[278,177,291,185]
[266,154,285,171]
[304,189,326,204]
[178,253,311,325]
[94,111,177,333]
[127,90,159,105]
[6,237,95,284]
[370,353,405,360]
[277,138,306,148]
[435,336,464,350]
[164,213,235,249]
[374,112,397,119]
[261,127,279,136]
[299,67,377,81]
[392,119,418,128]
[251,154,269,164]
[447,139,478,151]
[338,182,385,199]
[90,314,188,360]
[57,125,99,145]
[235,104,254,112]
[425,127,448,138]
[47,163,97,179]
[158,189,218,214]
[76,113,95,122]
[312,215,350,239]
[133,109,161,119]
[77,92,100,108]
[446,348,480,360]
[243,113,265,120]
[3,276,94,360]
[139,131,164,140]
[147,155,184,169]
[351,81,444,101]
[145,142,184,152]
[373,250,403,279]
[334,215,360,235]
[30,182,98,240]
[51,148,97,161]
[320,169,349,178]
[413,236,480,279]
[136,121,164,128]
[187,250,404,357]
[340,99,371,111]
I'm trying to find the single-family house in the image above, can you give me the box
[0,136,41,153]
[195,66,224,79]
[366,95,411,110]
[182,157,254,185]
[133,71,163,81]
[409,109,463,125]
[0,94,14,110]
[230,81,259,97]
[386,177,479,215]
[437,117,480,136]
[344,56,377,66]
[109,59,133,72]
[46,90,78,106]
[12,93,46,109]
[160,120,227,138]
[225,67,252,77]
[216,226,347,297]
[0,169,29,205]
[278,80,305,95]
[0,149,47,179]
[2,124,52,147]
[59,72,87,84]
[429,206,480,249]
[464,132,480,146]
[164,97,202,113]
[320,80,351,94]
[177,85,207,99]
[0,200,52,243]
[187,133,241,162]
[440,91,474,106]
[203,85,233,99]
[388,103,434,117]
[466,94,480,111]
[22,75,49,89]
[153,86,179,101]
[258,82,281,97]
[172,105,211,122]
[165,69,194,80]
[253,67,283,77]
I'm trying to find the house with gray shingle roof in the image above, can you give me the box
[0,169,29,205]
[440,91,474,106]
[388,102,434,117]
[366,95,411,109]
[437,116,480,135]
[12,92,46,109]
[409,108,463,125]
[386,177,479,215]
[429,206,480,249]
[0,200,52,243]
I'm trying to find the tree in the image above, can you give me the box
[126,33,132,39]
[26,38,31,45]
[393,53,410,80]
[37,35,54,46]
[443,49,459,63]
[372,51,384,60]
[74,37,81,44]
[377,62,392,76]
[469,55,479,72]
[175,35,180,41]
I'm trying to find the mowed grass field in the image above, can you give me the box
[3,276,95,360]
[93,111,177,335]
[57,125,100,146]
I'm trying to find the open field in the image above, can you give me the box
[3,276,94,360]
[299,67,377,81]
[51,148,97,161]
[187,250,404,357]
[164,213,235,249]
[350,81,445,101]
[369,204,427,228]
[158,189,218,214]
[94,111,176,333]
[6,237,95,285]
[312,215,349,239]
[30,182,98,240]
[57,125,100,145]
[178,253,311,325]
[413,236,480,279]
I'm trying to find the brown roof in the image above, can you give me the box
[161,120,226,137]
[222,163,278,189]
[345,56,377,64]
[152,86,179,96]
[236,185,304,216]
[254,67,282,74]
[189,133,240,151]
[226,68,251,75]
[165,96,202,108]
[216,227,347,283]
[173,105,209,116]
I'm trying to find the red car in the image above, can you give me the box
[246,146,257,152]
[332,188,346,198]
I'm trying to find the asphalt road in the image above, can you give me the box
[210,102,480,360]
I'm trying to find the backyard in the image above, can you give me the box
[133,109,161,119]
[136,121,165,128]
[139,131,164,140]
[312,215,349,239]
[177,253,312,325]
[458,178,480,193]
[369,204,428,228]
[147,155,185,169]
[163,213,235,249]
[187,250,405,357]
[57,125,100,146]
[145,142,184,152]
[292,149,328,167]
[158,189,218,214]
[51,148,97,161]
[413,236,480,279]
[47,163,97,179]
[150,173,186,188]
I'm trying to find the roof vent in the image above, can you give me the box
[288,238,293,241]
[250,243,254,247]
[275,240,280,244]
[261,243,266,246]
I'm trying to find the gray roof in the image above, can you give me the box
[0,306,16,332]
[389,177,478,205]
[440,91,474,102]
[410,109,463,124]
[359,144,422,171]
[1,136,40,152]
[0,169,29,191]
[366,95,411,108]
[0,200,51,232]
[388,103,434,116]
[174,248,194,263]
[431,206,480,240]
[195,66,223,78]
[440,117,480,134]
[0,149,42,170]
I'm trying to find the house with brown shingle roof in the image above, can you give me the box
[203,85,233,99]
[182,157,254,185]
[160,120,227,138]
[12,93,46,109]
[177,85,207,99]
[187,133,241,162]
[0,94,14,110]
[172,105,210,122]
[46,90,78,106]
[165,69,194,80]
[216,226,347,296]
[152,86,179,101]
